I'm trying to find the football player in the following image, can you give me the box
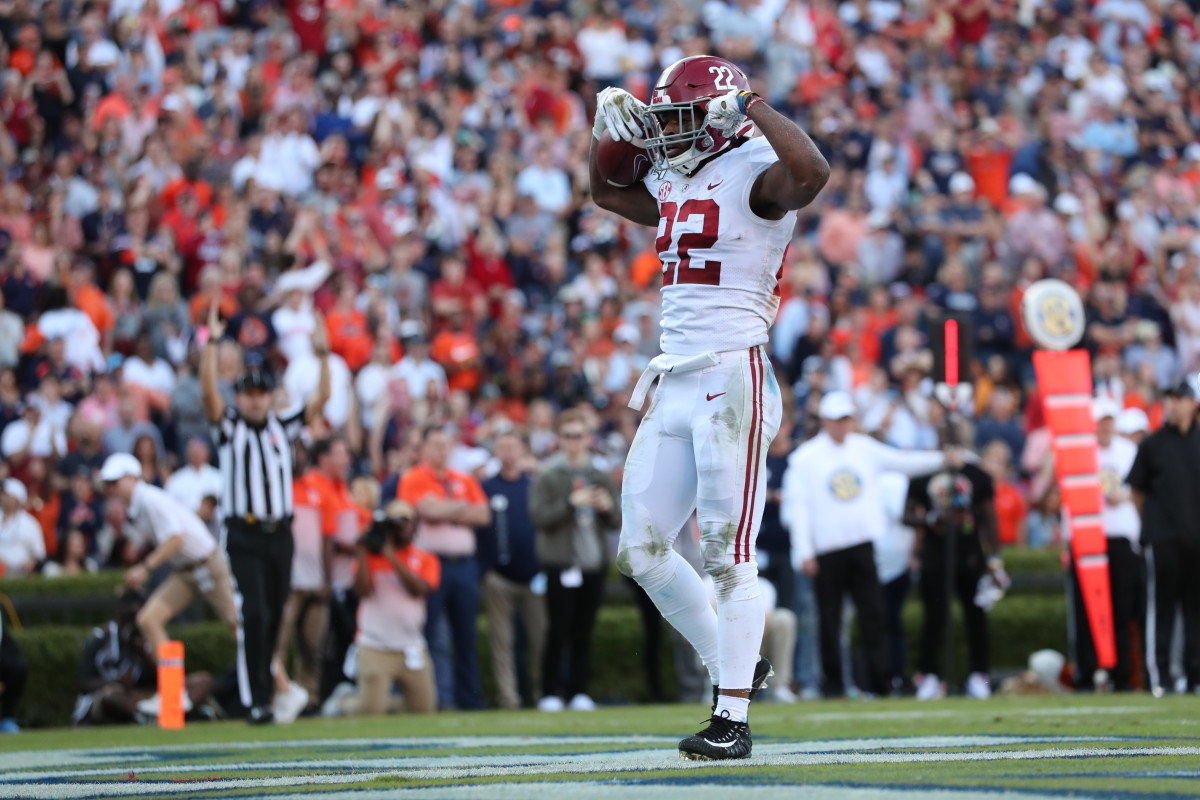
[590,56,829,760]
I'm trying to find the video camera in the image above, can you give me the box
[359,500,416,555]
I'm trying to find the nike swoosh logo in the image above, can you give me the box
[706,739,739,748]
[707,181,722,190]
[707,392,726,401]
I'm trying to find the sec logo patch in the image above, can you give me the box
[829,469,862,502]
[659,181,672,202]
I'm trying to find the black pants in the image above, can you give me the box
[625,576,665,702]
[226,519,294,709]
[0,632,26,719]
[815,542,889,696]
[882,572,912,688]
[1147,540,1200,691]
[919,533,988,677]
[320,589,358,703]
[542,567,605,700]
[1073,537,1142,691]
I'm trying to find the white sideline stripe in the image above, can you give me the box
[0,734,1127,778]
[2,745,1197,795]
[799,705,1155,722]
[262,784,1073,800]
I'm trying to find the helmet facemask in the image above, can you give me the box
[643,100,716,177]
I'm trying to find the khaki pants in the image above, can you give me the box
[482,570,547,709]
[141,550,239,629]
[357,645,436,714]
[274,589,329,700]
[762,607,797,690]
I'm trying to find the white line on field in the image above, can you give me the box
[1,744,1197,796]
[0,734,1127,779]
[799,705,1157,722]
[262,784,1072,800]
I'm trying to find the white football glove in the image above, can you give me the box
[594,86,647,143]
[705,89,748,137]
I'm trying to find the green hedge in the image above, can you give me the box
[12,593,1067,728]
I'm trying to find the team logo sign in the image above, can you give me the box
[659,181,672,202]
[828,469,862,501]
[1099,467,1121,498]
[1022,278,1085,351]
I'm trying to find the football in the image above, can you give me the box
[596,131,652,188]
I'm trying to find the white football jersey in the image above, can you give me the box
[642,136,798,357]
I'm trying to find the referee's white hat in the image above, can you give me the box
[100,453,142,483]
[819,391,856,421]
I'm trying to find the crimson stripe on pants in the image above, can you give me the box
[734,347,761,564]
[745,347,765,563]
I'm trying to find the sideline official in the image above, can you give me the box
[781,391,956,697]
[1074,398,1142,691]
[1127,376,1200,696]
[201,300,331,723]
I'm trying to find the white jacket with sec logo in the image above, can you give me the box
[641,135,798,357]
[781,431,947,566]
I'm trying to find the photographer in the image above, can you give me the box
[353,500,440,715]
[906,444,1001,701]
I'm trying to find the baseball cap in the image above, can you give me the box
[235,368,275,393]
[1092,397,1120,421]
[1009,173,1039,196]
[819,391,856,420]
[1116,407,1149,435]
[1,478,26,505]
[100,453,142,483]
[948,172,975,195]
[1166,374,1200,399]
[1053,193,1083,215]
[379,499,415,523]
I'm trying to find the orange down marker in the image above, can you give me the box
[158,641,185,730]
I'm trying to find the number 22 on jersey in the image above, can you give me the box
[656,200,722,287]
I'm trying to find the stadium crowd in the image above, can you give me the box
[1,0,1200,723]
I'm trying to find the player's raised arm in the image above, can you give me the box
[589,88,660,227]
[707,91,830,220]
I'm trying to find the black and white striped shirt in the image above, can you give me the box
[213,406,305,522]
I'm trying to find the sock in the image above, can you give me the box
[715,564,765,708]
[634,549,720,685]
[714,694,750,723]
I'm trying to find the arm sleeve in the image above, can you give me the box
[868,437,947,476]
[465,475,488,505]
[142,494,182,545]
[781,455,814,570]
[23,516,45,562]
[1125,441,1149,490]
[529,469,575,530]
[277,404,306,436]
[416,551,441,592]
[212,407,238,446]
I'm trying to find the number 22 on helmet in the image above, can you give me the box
[642,55,752,177]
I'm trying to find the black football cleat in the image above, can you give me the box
[678,710,753,761]
[711,656,773,712]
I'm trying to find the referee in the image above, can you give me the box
[202,300,331,723]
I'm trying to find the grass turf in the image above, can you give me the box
[1,694,1198,799]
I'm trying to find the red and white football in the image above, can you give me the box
[596,132,652,188]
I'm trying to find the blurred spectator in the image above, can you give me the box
[399,426,490,711]
[783,392,953,698]
[530,408,619,712]
[907,451,1000,701]
[165,438,222,516]
[875,472,915,695]
[0,616,26,733]
[479,430,545,711]
[0,479,44,576]
[352,500,438,715]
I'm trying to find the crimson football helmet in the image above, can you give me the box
[643,55,753,176]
